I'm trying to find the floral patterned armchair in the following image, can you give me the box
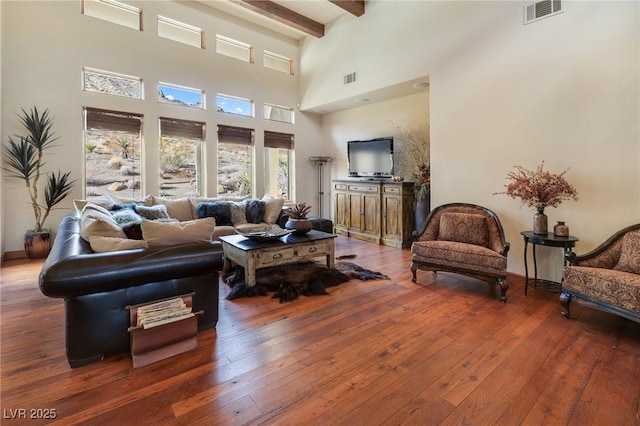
[411,203,510,302]
[560,224,640,323]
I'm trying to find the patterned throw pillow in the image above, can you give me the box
[197,201,233,226]
[230,202,247,225]
[614,231,640,274]
[438,212,489,247]
[134,204,170,220]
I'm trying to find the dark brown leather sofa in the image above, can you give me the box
[39,213,224,368]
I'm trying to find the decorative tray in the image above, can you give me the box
[239,225,294,241]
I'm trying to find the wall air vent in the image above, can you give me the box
[525,0,562,24]
[343,72,357,85]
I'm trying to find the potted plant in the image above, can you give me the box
[283,202,313,234]
[2,107,76,258]
[392,122,431,232]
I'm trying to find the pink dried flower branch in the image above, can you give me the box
[495,162,578,210]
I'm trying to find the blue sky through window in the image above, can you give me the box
[216,94,252,117]
[158,84,203,108]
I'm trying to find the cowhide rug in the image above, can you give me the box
[222,258,389,303]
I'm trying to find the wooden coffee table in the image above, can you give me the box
[219,230,336,287]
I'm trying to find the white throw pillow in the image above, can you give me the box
[261,195,285,224]
[151,196,194,221]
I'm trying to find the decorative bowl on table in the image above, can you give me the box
[239,225,294,241]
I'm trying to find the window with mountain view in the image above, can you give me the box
[158,83,204,109]
[217,125,253,197]
[84,107,143,200]
[159,117,204,198]
[264,131,294,200]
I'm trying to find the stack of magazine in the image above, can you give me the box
[136,297,194,329]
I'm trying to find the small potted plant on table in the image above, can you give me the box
[283,202,313,235]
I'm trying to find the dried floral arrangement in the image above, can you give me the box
[284,202,312,219]
[391,121,430,201]
[495,161,578,211]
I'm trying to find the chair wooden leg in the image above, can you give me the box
[497,278,508,302]
[410,262,418,283]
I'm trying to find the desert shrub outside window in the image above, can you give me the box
[217,125,253,197]
[264,131,294,200]
[159,118,204,198]
[84,107,143,200]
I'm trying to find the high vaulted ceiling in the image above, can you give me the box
[196,0,365,40]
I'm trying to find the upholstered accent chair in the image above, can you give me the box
[411,203,510,301]
[560,223,640,324]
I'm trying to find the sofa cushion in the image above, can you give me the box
[412,240,507,276]
[563,265,640,313]
[212,225,238,240]
[134,204,170,221]
[245,199,266,224]
[74,194,114,213]
[197,201,233,226]
[189,196,248,219]
[262,195,284,224]
[109,194,152,205]
[141,217,216,248]
[80,205,127,241]
[111,209,143,225]
[230,201,247,225]
[89,236,148,252]
[614,231,640,274]
[151,196,194,221]
[438,212,489,248]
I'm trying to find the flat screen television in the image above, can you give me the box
[347,137,394,178]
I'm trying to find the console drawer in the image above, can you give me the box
[296,241,328,257]
[256,246,295,266]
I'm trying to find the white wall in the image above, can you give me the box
[322,92,430,180]
[303,1,640,279]
[1,1,322,253]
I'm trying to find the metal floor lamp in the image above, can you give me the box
[308,156,333,218]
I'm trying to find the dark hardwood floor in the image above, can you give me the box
[1,236,639,425]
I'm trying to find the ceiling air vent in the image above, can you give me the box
[525,0,562,24]
[343,72,357,85]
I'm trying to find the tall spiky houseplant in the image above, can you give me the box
[2,107,75,257]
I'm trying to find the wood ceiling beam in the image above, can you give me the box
[329,0,365,17]
[235,0,325,38]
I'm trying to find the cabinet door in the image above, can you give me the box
[362,193,380,236]
[334,191,349,229]
[348,193,362,232]
[382,193,401,239]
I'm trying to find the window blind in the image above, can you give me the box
[85,107,142,133]
[217,125,253,145]
[264,131,294,150]
[160,117,205,140]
